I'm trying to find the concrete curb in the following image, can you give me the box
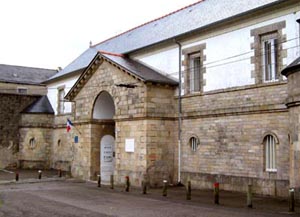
[0,177,66,185]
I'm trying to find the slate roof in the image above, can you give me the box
[281,57,300,76]
[22,95,54,114]
[47,0,282,82]
[100,52,177,85]
[0,64,57,85]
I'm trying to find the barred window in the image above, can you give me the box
[264,135,277,172]
[189,53,201,92]
[29,137,36,149]
[189,137,199,152]
[261,34,278,82]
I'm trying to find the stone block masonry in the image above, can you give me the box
[179,82,290,197]
[0,93,39,169]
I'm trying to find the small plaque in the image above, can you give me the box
[125,138,135,152]
[74,136,79,143]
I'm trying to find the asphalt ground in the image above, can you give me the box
[0,170,299,217]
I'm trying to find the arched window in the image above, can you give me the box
[189,136,199,152]
[29,137,36,149]
[264,135,277,172]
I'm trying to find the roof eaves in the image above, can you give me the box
[99,52,146,83]
[43,68,85,84]
[281,57,300,77]
[0,79,46,86]
[65,53,102,101]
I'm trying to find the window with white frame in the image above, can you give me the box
[261,33,278,82]
[264,135,277,172]
[189,136,199,152]
[189,53,201,92]
[57,88,65,114]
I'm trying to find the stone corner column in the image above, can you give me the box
[282,65,300,201]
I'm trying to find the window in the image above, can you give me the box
[264,135,277,172]
[297,19,300,53]
[17,88,27,94]
[250,21,285,84]
[182,44,206,94]
[29,137,36,149]
[189,136,199,152]
[261,34,278,82]
[58,88,65,114]
[189,53,201,92]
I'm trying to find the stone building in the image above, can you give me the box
[0,64,56,168]
[1,0,300,199]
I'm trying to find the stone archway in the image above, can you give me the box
[93,91,115,119]
[91,91,116,182]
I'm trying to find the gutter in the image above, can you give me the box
[174,40,182,185]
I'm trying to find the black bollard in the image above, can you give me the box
[38,170,42,180]
[110,175,114,189]
[288,188,295,212]
[15,172,19,182]
[97,175,101,188]
[186,181,191,200]
[247,184,253,208]
[163,180,168,197]
[214,182,219,204]
[142,180,147,194]
[125,176,130,192]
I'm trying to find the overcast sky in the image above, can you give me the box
[0,0,198,69]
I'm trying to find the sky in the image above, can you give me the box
[0,0,198,70]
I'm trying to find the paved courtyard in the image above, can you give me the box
[0,177,299,217]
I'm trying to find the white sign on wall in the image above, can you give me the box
[125,138,135,153]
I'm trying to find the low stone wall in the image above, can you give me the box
[182,172,290,198]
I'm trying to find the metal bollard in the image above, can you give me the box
[38,170,42,180]
[97,175,101,188]
[247,184,253,208]
[142,180,147,194]
[15,172,19,182]
[288,188,295,212]
[214,182,219,204]
[110,175,114,189]
[125,176,130,192]
[186,180,191,200]
[58,169,62,178]
[163,180,168,197]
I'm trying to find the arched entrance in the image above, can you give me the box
[93,91,115,119]
[92,91,115,182]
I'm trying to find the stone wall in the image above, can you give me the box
[0,93,39,168]
[179,82,290,197]
[19,114,54,169]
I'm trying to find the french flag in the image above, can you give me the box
[67,119,73,132]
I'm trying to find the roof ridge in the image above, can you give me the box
[99,50,125,57]
[91,0,204,49]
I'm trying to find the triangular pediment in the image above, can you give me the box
[65,51,177,101]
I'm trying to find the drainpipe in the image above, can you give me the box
[175,40,182,185]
